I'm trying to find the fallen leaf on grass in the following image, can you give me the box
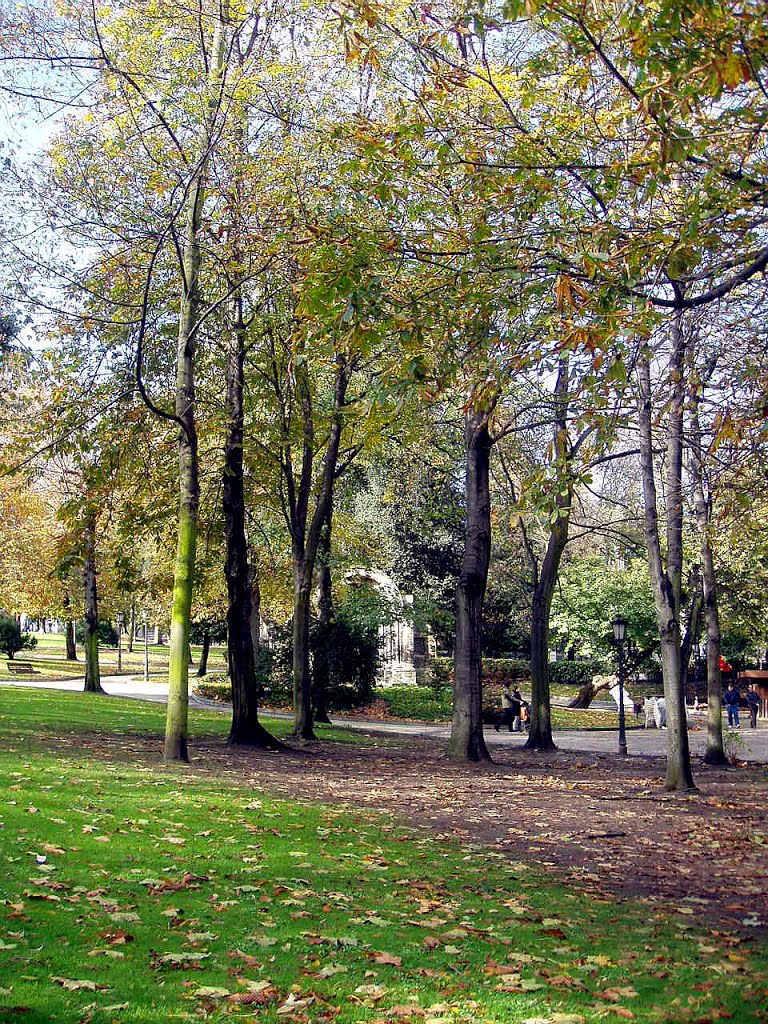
[194,986,231,1000]
[228,987,279,1005]
[596,987,638,1002]
[276,992,315,1015]
[304,934,359,949]
[148,873,208,894]
[51,978,111,992]
[372,951,402,966]
[97,929,133,945]
[149,951,210,969]
[227,948,263,969]
[353,984,387,1001]
[314,964,348,978]
[545,975,587,990]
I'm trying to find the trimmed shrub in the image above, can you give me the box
[428,656,531,693]
[377,685,452,722]
[483,658,531,685]
[548,659,606,687]
[193,674,232,702]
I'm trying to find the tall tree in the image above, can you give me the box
[637,308,695,790]
[449,390,496,761]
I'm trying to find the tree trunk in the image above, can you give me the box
[293,566,315,739]
[449,403,493,762]
[223,299,278,748]
[127,603,135,653]
[249,561,261,665]
[197,627,211,677]
[163,9,231,761]
[289,360,351,740]
[637,318,695,790]
[525,356,571,752]
[83,512,104,694]
[312,501,334,725]
[63,590,77,661]
[690,393,727,764]
[568,679,610,709]
[525,519,566,751]
[65,619,77,661]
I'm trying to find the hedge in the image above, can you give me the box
[429,656,531,691]
[548,659,606,686]
[377,686,452,722]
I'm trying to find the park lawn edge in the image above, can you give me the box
[0,688,766,1024]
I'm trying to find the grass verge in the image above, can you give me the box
[0,688,765,1023]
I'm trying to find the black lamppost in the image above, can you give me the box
[612,615,628,756]
[116,611,124,673]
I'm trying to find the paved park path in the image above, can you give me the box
[3,674,767,764]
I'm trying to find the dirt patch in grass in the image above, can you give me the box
[40,724,768,939]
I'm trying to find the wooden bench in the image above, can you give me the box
[6,662,35,674]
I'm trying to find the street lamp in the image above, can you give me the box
[116,611,124,673]
[611,615,628,756]
[142,611,149,684]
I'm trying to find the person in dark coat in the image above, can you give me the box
[495,684,521,732]
[746,684,760,729]
[723,682,741,728]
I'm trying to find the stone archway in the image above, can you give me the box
[344,568,417,686]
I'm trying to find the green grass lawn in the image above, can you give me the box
[0,687,359,747]
[0,688,765,1024]
[3,632,227,680]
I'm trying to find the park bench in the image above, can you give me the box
[6,662,35,674]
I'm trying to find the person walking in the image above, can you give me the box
[495,684,521,732]
[495,684,513,732]
[746,684,760,729]
[723,682,741,728]
[511,685,524,732]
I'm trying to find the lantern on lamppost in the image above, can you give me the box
[611,615,628,756]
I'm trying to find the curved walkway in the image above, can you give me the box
[2,675,767,763]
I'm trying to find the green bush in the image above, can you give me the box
[76,621,119,648]
[428,657,452,692]
[377,685,452,721]
[548,659,605,687]
[428,656,531,693]
[483,658,531,684]
[0,614,37,659]
[311,599,379,712]
[193,674,232,702]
